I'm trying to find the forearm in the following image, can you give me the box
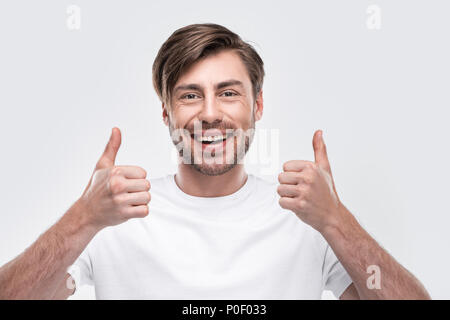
[322,204,431,300]
[0,200,100,299]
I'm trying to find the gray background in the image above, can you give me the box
[0,0,449,299]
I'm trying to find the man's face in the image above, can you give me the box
[163,49,263,176]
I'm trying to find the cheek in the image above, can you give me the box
[170,108,192,128]
[223,99,254,127]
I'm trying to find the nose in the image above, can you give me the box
[197,94,223,124]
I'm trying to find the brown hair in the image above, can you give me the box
[152,23,265,108]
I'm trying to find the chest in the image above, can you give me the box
[91,213,325,299]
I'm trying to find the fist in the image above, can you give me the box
[78,128,151,229]
[277,130,341,233]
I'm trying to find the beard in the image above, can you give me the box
[168,114,255,176]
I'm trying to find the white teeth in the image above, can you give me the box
[195,135,226,142]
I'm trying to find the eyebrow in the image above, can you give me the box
[173,79,244,94]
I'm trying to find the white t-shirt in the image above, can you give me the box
[68,173,352,299]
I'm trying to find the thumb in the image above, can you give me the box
[313,129,332,175]
[96,127,121,169]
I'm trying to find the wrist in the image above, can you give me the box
[320,202,351,240]
[64,199,104,237]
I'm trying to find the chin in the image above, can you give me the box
[191,162,236,176]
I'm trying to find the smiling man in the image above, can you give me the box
[0,23,430,300]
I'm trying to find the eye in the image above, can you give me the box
[221,91,238,97]
[181,93,200,100]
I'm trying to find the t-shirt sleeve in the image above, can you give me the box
[322,243,353,298]
[67,246,94,291]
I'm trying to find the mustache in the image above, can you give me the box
[184,120,237,133]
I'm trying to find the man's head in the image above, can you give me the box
[152,23,265,175]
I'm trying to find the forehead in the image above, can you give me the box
[174,49,251,89]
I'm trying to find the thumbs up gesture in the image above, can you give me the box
[78,128,151,229]
[277,130,343,233]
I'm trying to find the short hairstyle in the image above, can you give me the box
[152,23,265,108]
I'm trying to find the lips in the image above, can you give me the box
[190,131,234,144]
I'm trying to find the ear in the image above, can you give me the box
[254,89,264,121]
[162,103,169,126]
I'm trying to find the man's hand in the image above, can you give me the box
[277,130,431,299]
[78,127,151,229]
[277,130,343,233]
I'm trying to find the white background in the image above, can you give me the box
[0,0,449,299]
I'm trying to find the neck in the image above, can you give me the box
[175,164,248,197]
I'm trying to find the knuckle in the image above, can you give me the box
[276,185,283,194]
[111,167,122,176]
[109,178,123,194]
[278,197,286,208]
[140,168,147,178]
[301,188,310,200]
[278,172,283,183]
[131,205,149,218]
[146,192,151,203]
[112,194,123,205]
[306,162,315,170]
[282,161,291,172]
[119,207,129,216]
[298,183,309,194]
[297,199,307,210]
[303,175,313,185]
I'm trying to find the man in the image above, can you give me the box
[0,23,430,299]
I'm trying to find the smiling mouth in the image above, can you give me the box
[190,132,234,145]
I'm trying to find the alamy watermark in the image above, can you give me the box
[66,5,81,31]
[169,120,280,175]
[366,4,382,30]
[366,264,381,289]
